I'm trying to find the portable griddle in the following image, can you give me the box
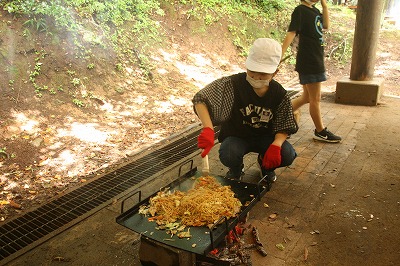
[116,161,270,264]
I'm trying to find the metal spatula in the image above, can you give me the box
[202,154,210,177]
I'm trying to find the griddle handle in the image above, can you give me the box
[120,190,142,214]
[256,175,271,200]
[178,159,194,177]
[209,216,228,250]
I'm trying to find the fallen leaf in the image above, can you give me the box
[0,200,10,205]
[9,200,22,209]
[269,213,278,220]
[38,159,50,166]
[53,256,70,262]
[304,246,309,261]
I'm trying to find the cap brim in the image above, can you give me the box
[245,58,277,74]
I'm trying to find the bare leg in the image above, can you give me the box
[305,82,324,132]
[291,86,309,111]
[291,82,324,132]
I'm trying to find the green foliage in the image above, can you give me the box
[0,0,353,91]
[71,77,80,86]
[23,17,48,32]
[67,70,76,76]
[115,63,123,72]
[327,36,353,65]
[240,0,286,13]
[326,4,356,65]
[1,0,294,77]
[0,147,9,159]
[3,0,79,32]
[258,0,286,12]
[72,98,84,107]
[29,52,45,97]
[22,28,32,38]
[176,0,294,56]
[114,87,125,94]
[2,0,163,67]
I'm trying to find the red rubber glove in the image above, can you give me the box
[262,144,281,170]
[197,127,214,157]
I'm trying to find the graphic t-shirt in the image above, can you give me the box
[288,4,325,74]
[218,73,286,141]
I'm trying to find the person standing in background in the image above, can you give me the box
[282,0,341,143]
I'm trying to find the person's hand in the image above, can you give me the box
[262,144,281,170]
[197,127,214,157]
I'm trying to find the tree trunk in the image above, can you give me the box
[349,0,385,81]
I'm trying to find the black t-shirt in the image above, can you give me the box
[218,73,286,142]
[288,5,325,74]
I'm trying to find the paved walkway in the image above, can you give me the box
[4,93,400,266]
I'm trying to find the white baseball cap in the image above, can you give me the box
[245,38,282,74]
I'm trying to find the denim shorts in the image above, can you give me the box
[299,72,327,85]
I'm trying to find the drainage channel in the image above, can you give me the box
[0,126,205,264]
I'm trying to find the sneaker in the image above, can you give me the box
[263,170,277,183]
[313,128,341,143]
[225,164,245,180]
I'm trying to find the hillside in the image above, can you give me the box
[1,2,399,222]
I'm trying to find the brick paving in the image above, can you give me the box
[201,94,372,265]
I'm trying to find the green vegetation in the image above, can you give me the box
[1,0,357,101]
[175,0,294,54]
[72,98,84,107]
[8,79,14,90]
[71,78,80,87]
[1,0,293,60]
[28,50,47,97]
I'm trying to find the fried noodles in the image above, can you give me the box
[140,176,242,227]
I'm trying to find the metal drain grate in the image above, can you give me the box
[0,127,204,263]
